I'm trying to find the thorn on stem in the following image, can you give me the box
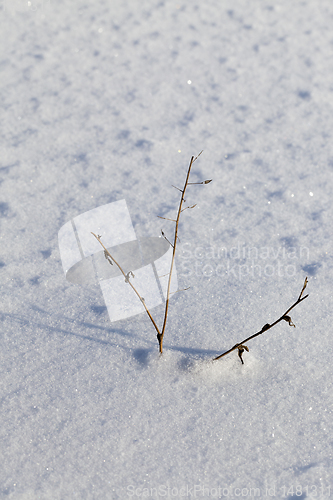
[237,344,249,364]
[298,276,308,300]
[181,204,197,213]
[282,315,295,327]
[104,250,113,265]
[125,271,135,283]
[157,216,176,222]
[188,179,212,185]
[161,230,174,248]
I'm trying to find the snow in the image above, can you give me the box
[1,0,332,498]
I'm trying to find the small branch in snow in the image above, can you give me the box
[161,230,174,248]
[158,150,211,354]
[91,151,211,356]
[213,277,309,364]
[91,233,161,339]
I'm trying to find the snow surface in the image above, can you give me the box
[1,0,333,498]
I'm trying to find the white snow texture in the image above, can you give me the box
[0,0,332,499]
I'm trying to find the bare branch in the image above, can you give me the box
[298,276,308,301]
[188,179,212,185]
[180,204,197,213]
[213,277,309,363]
[172,185,183,193]
[91,232,161,339]
[193,150,203,162]
[158,152,209,354]
[157,216,177,222]
[161,230,174,248]
[91,152,210,356]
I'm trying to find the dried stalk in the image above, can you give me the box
[92,152,211,354]
[91,232,161,339]
[158,151,211,353]
[213,277,309,364]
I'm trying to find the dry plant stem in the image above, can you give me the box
[91,152,210,355]
[91,232,161,339]
[213,277,309,362]
[158,152,203,354]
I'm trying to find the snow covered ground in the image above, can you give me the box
[1,0,333,498]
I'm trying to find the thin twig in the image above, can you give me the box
[91,151,210,355]
[157,216,177,222]
[213,277,309,363]
[91,232,161,338]
[161,230,174,248]
[158,151,206,353]
[170,286,190,295]
[181,204,197,213]
[188,180,212,185]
